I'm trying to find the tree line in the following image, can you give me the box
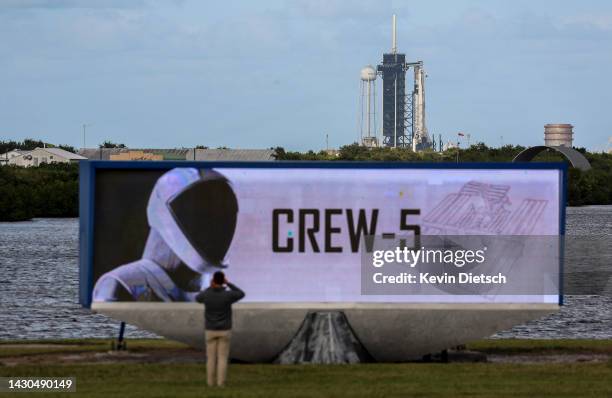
[0,139,76,155]
[0,163,79,221]
[274,143,612,207]
[0,142,610,221]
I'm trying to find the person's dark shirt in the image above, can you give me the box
[195,282,245,330]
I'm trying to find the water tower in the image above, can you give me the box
[544,124,573,147]
[513,123,591,170]
[360,65,378,147]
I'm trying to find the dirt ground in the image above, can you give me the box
[0,347,205,367]
[1,344,610,367]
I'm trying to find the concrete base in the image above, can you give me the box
[92,302,558,363]
[343,304,557,361]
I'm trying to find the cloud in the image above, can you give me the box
[562,13,612,31]
[293,0,394,19]
[0,0,147,10]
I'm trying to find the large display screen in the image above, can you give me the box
[80,163,564,306]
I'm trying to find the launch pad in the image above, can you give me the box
[360,15,433,151]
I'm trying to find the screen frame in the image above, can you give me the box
[80,160,567,308]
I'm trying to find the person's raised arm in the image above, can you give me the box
[225,278,245,302]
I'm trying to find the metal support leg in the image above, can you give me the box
[112,322,127,351]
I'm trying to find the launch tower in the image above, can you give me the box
[377,15,431,149]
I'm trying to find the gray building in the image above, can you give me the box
[79,148,276,161]
[187,148,276,161]
[78,148,190,161]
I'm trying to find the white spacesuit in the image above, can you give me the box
[92,167,238,302]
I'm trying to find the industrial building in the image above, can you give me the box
[78,148,190,161]
[78,148,276,161]
[188,148,275,161]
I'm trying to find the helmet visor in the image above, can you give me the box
[169,176,238,268]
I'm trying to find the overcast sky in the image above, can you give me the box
[1,0,611,151]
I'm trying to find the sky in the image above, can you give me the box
[0,0,611,152]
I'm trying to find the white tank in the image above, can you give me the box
[360,65,377,81]
[544,124,573,147]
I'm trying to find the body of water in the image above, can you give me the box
[1,207,611,340]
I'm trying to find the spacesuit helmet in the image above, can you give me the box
[147,167,238,273]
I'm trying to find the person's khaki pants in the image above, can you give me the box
[205,330,231,387]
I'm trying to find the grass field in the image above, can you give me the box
[0,339,610,397]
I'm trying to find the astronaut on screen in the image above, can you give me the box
[92,167,238,302]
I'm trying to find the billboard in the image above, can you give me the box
[80,162,565,307]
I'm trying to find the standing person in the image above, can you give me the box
[196,271,245,387]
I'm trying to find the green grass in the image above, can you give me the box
[0,362,610,398]
[0,339,611,397]
[3,338,611,358]
[0,339,188,358]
